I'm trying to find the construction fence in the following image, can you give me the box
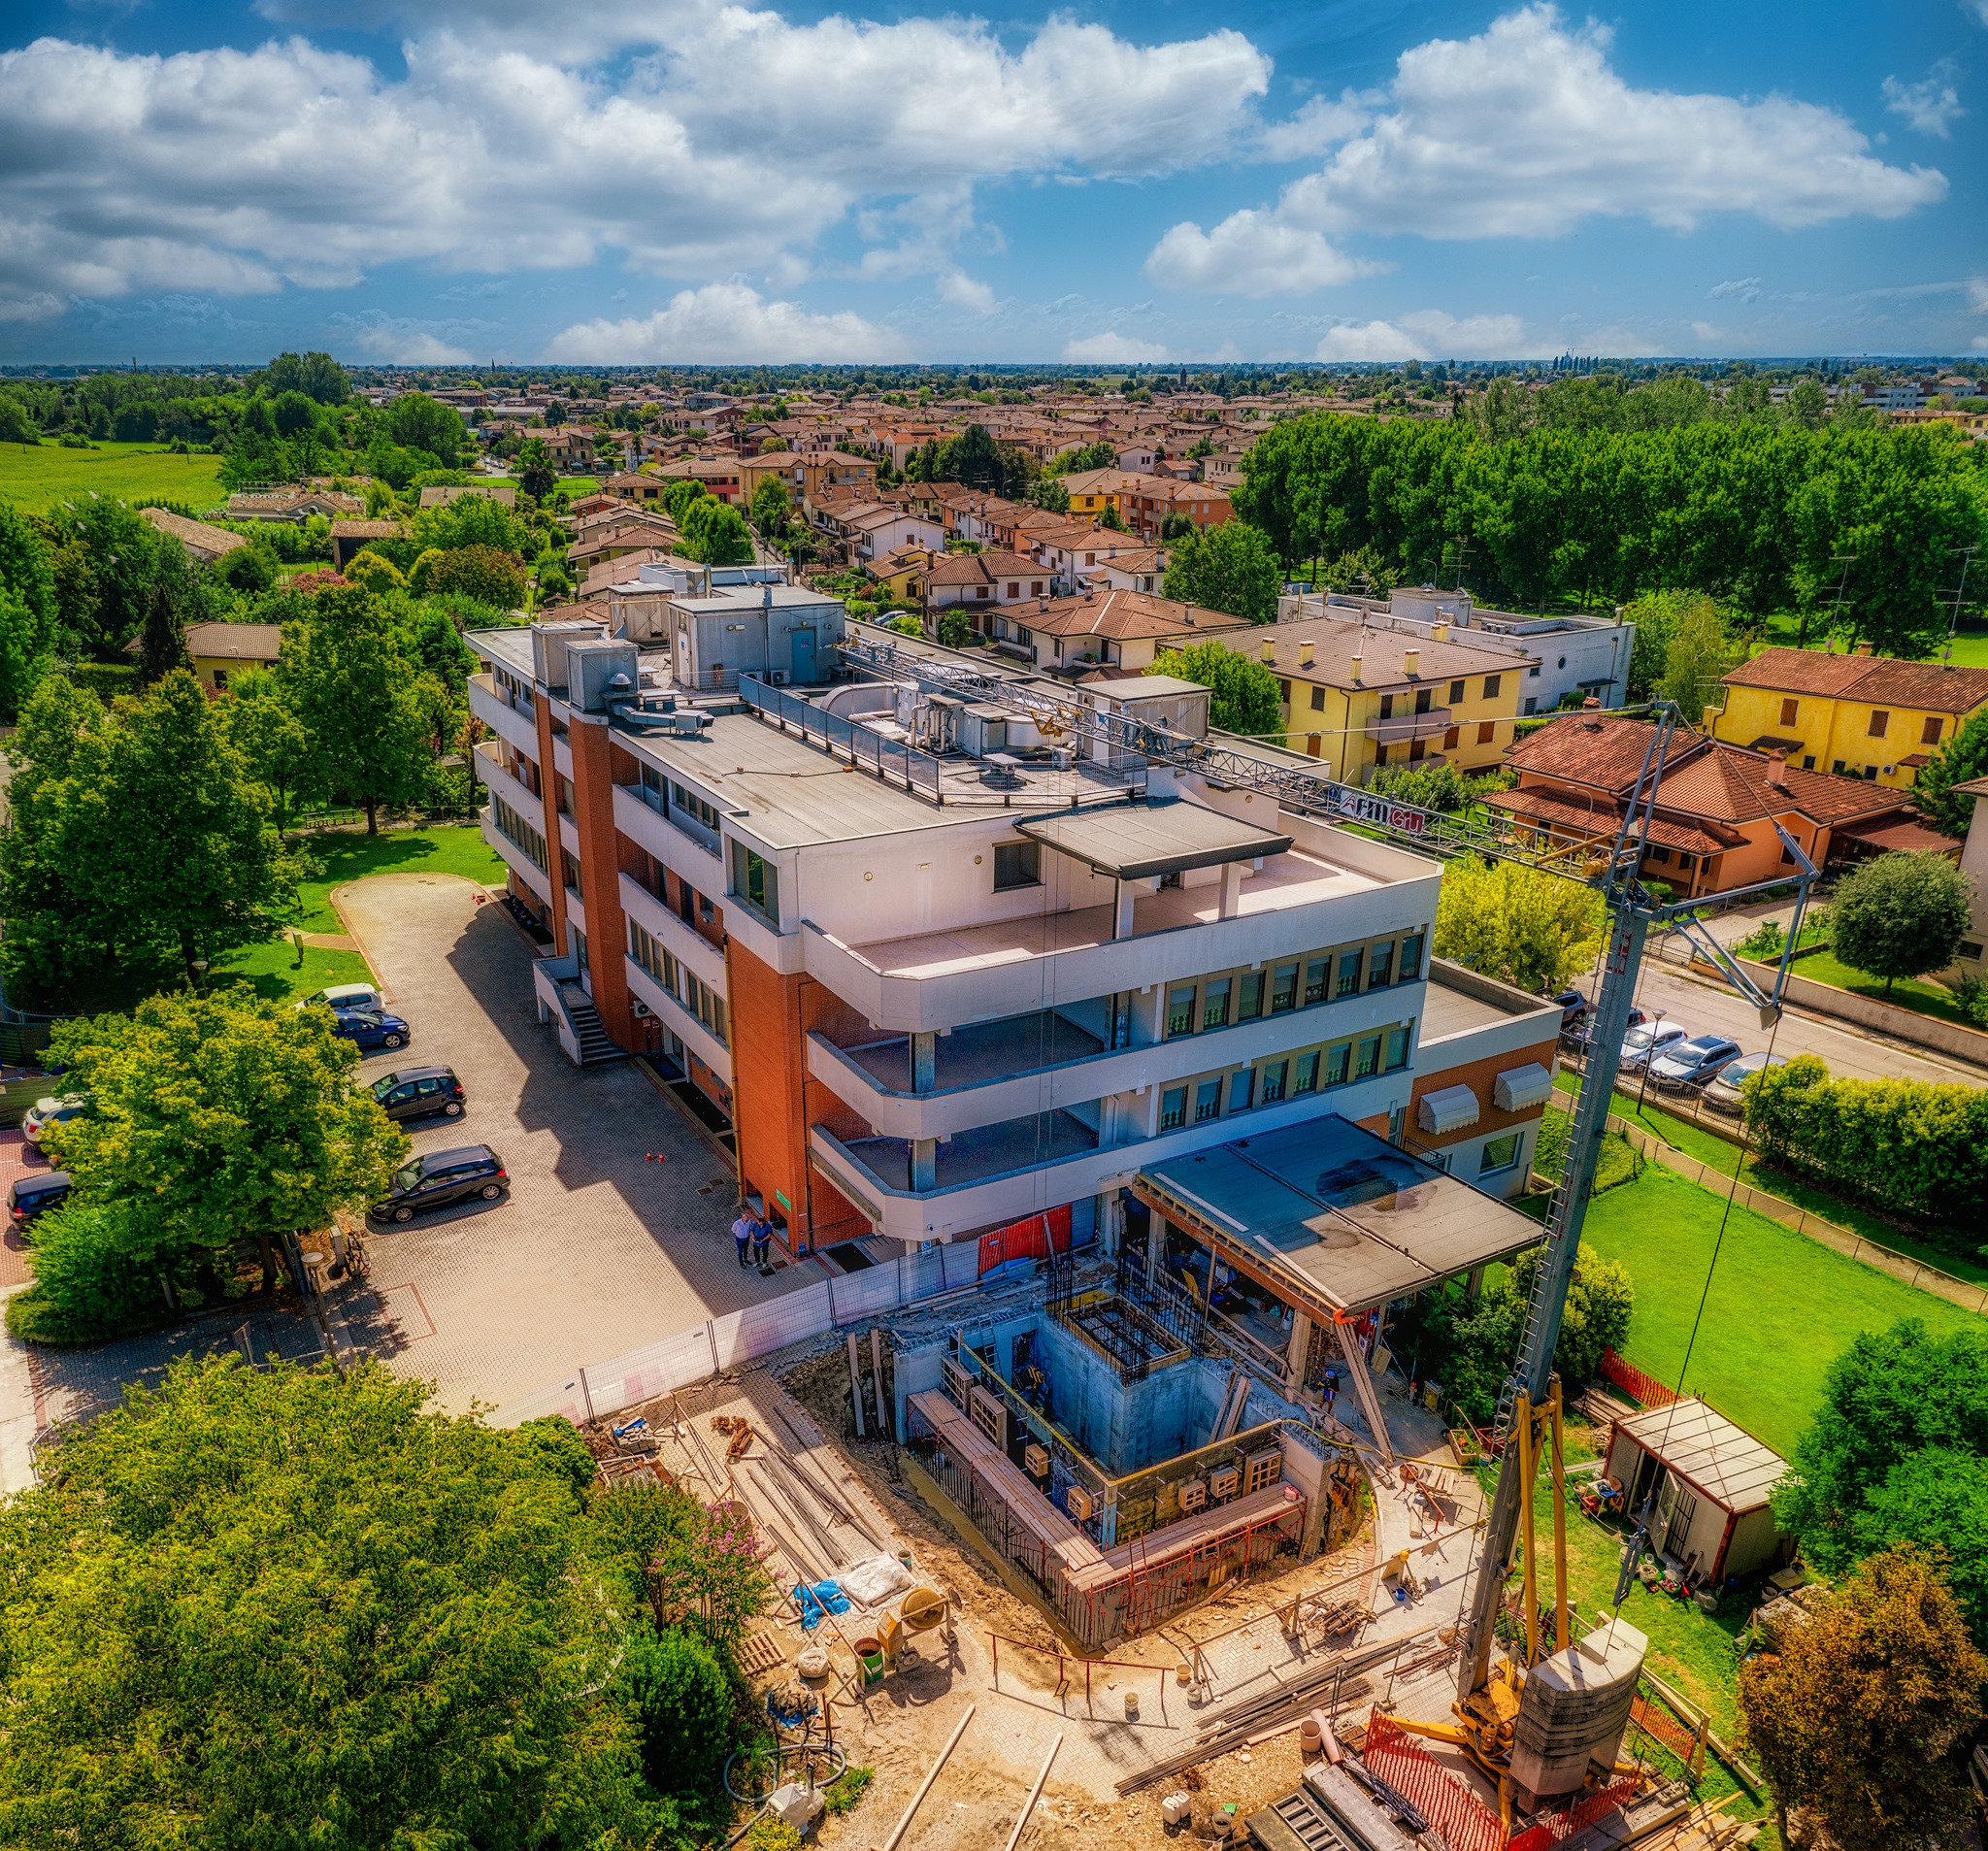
[493,1240,985,1428]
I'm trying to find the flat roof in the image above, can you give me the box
[1138,1114,1542,1314]
[1083,675,1212,700]
[1613,1399,1786,1513]
[1017,800,1292,879]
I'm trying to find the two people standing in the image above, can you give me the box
[732,1208,777,1269]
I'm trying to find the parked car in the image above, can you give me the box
[370,1066,466,1122]
[1648,1034,1743,1092]
[333,1008,410,1051]
[371,1145,508,1223]
[1703,1050,1789,1114]
[1552,990,1589,1031]
[8,1172,71,1235]
[1562,1004,1655,1050]
[21,1094,88,1155]
[299,982,383,1013]
[1618,1021,1688,1074]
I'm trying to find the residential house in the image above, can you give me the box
[1232,616,1533,778]
[329,518,404,570]
[568,519,680,573]
[125,620,282,689]
[1489,710,1955,900]
[989,586,1222,677]
[138,507,247,567]
[656,456,746,505]
[225,487,365,522]
[1080,547,1169,595]
[1059,468,1146,522]
[817,504,944,564]
[1120,479,1232,544]
[601,471,668,505]
[872,545,935,606]
[1709,645,1988,788]
[921,548,1052,617]
[797,451,880,505]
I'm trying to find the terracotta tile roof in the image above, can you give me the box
[1830,812,1965,854]
[922,548,1044,588]
[139,507,246,557]
[1020,587,1205,643]
[1489,785,1740,858]
[1240,614,1530,691]
[329,517,401,538]
[1721,646,1988,713]
[1505,711,1681,790]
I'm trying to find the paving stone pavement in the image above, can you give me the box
[329,872,800,1412]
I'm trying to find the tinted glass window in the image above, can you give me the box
[993,841,1042,891]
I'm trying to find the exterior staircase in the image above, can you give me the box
[560,985,626,1066]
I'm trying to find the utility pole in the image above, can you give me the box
[1800,551,1856,651]
[1940,545,1977,658]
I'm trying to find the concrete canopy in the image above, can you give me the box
[1017,801,1293,881]
[1135,1114,1542,1320]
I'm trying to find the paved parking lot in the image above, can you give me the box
[330,872,798,1411]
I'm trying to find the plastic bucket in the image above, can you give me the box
[853,1636,884,1681]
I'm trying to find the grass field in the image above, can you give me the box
[0,441,228,514]
[287,824,506,932]
[210,939,374,1005]
[1756,611,1988,666]
[1785,946,1976,1029]
[1576,1165,1981,1456]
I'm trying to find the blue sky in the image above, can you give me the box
[2,0,1983,365]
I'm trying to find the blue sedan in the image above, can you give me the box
[332,1008,411,1051]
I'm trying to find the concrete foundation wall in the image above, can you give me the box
[1030,1318,1226,1475]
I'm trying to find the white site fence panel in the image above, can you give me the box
[494,1244,987,1429]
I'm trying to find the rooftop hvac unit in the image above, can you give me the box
[766,670,789,687]
[1176,1477,1208,1514]
[1024,1443,1050,1478]
[1066,1485,1095,1523]
[1244,1448,1284,1495]
[1208,1465,1241,1504]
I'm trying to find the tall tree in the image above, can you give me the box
[1911,707,1988,838]
[381,392,467,468]
[1150,641,1282,735]
[221,666,318,829]
[679,499,754,567]
[515,434,556,502]
[1434,856,1607,994]
[1740,1543,1986,1851]
[0,671,295,1006]
[1163,520,1284,623]
[282,584,434,835]
[1830,850,1972,994]
[1659,596,1731,722]
[135,579,190,683]
[46,989,407,1300]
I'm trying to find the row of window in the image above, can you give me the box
[628,920,729,1046]
[1156,1020,1414,1130]
[639,765,723,842]
[491,796,547,873]
[1776,696,1943,746]
[1287,674,1504,712]
[1164,934,1424,1041]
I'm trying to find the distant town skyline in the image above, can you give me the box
[2,0,1982,366]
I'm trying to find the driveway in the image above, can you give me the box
[330,872,796,1411]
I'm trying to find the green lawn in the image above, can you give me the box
[1787,946,1977,1030]
[1755,612,1988,667]
[1576,1166,1983,1456]
[210,940,374,1005]
[0,442,228,514]
[287,824,505,933]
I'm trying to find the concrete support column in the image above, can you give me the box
[1284,1311,1313,1393]
[911,1138,937,1192]
[1466,1265,1485,1305]
[1218,860,1244,920]
[911,1032,937,1095]
[1113,878,1137,940]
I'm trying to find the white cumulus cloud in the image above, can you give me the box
[1149,3,1946,296]
[1144,213,1380,297]
[1882,64,1964,138]
[547,283,908,363]
[1062,332,1171,363]
[1314,310,1533,361]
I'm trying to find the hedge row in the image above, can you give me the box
[1744,1055,1988,1227]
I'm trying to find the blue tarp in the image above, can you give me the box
[793,1580,849,1630]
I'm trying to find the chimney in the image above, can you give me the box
[1350,652,1364,685]
[1854,641,1873,657]
[1581,695,1602,731]
[1259,639,1276,664]
[1766,749,1788,790]
[1431,620,1449,643]
[1403,647,1420,678]
[1299,639,1315,668]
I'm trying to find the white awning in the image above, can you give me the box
[1494,1062,1555,1113]
[1417,1083,1480,1136]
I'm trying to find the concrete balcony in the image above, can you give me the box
[612,781,723,876]
[807,982,1424,1141]
[624,954,732,1084]
[469,673,539,757]
[475,740,544,820]
[480,809,552,904]
[807,1071,1410,1246]
[801,845,1428,1035]
[1366,707,1451,746]
[619,871,728,996]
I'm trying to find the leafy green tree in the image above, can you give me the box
[516,435,557,501]
[40,496,181,659]
[936,610,977,648]
[135,580,189,682]
[250,349,348,404]
[282,584,436,835]
[1912,708,1988,838]
[1027,476,1070,513]
[664,478,710,525]
[1163,520,1283,623]
[0,396,39,446]
[1621,589,1693,703]
[397,599,475,696]
[1831,850,1972,993]
[410,489,526,558]
[46,988,407,1299]
[748,476,791,533]
[618,1630,735,1814]
[0,587,53,721]
[0,672,295,1007]
[1660,595,1731,721]
[1740,1543,1986,1851]
[1435,855,1607,994]
[221,666,318,828]
[215,542,279,595]
[0,1354,672,1847]
[425,543,527,610]
[1050,440,1117,475]
[680,499,755,567]
[344,548,407,595]
[1773,1318,1988,1641]
[1150,640,1282,735]
[1432,1244,1632,1422]
[381,391,467,468]
[269,389,319,438]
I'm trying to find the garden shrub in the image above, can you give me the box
[1744,1054,1988,1228]
[618,1627,736,1806]
[4,1198,186,1344]
[67,662,139,698]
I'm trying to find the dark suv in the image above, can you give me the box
[372,1145,508,1223]
[370,1066,466,1123]
[8,1172,72,1235]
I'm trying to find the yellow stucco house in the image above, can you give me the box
[1711,646,1988,789]
[1222,615,1533,782]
